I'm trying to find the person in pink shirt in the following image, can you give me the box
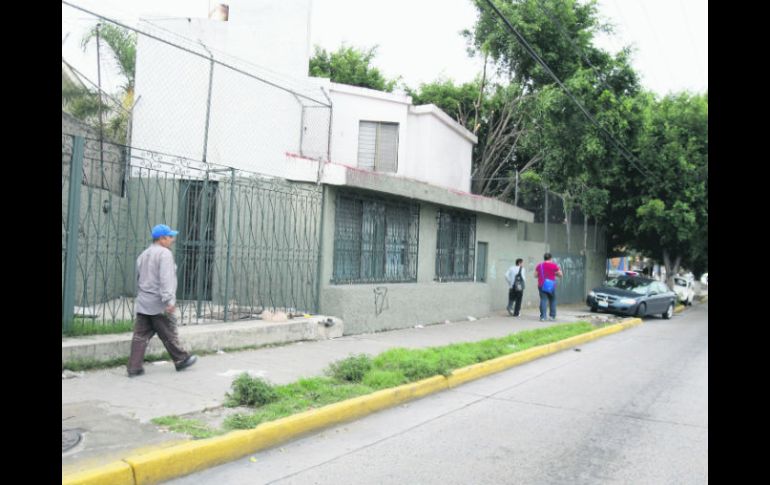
[535,253,563,321]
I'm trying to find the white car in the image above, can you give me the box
[673,276,695,306]
[700,273,708,285]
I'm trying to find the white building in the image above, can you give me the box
[124,1,604,334]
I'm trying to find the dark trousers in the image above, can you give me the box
[128,313,190,371]
[508,288,523,316]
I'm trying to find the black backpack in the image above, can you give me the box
[514,268,525,292]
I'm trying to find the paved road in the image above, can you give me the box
[167,303,708,484]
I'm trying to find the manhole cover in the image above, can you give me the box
[62,429,82,452]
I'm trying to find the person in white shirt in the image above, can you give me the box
[505,258,526,317]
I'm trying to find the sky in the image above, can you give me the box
[62,0,707,96]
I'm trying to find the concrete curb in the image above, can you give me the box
[62,317,344,366]
[62,318,643,485]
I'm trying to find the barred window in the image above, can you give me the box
[333,192,419,284]
[435,210,476,282]
[358,121,398,173]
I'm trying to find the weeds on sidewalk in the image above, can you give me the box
[151,416,223,439]
[62,319,134,337]
[220,322,594,433]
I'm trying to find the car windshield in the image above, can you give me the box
[674,278,688,286]
[605,277,650,295]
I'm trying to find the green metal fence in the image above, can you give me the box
[62,134,322,332]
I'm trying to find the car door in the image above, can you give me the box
[646,282,665,313]
[654,282,672,313]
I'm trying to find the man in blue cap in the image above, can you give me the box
[127,224,197,377]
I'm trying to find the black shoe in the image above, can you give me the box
[127,369,145,377]
[175,355,198,371]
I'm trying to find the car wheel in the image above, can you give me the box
[590,305,598,313]
[635,303,647,318]
[662,302,674,319]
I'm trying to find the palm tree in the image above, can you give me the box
[62,62,101,122]
[81,23,136,110]
[79,23,137,143]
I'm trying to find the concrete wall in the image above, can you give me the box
[404,105,475,192]
[317,186,609,334]
[519,221,608,303]
[328,84,411,171]
[327,84,475,193]
[319,186,539,335]
[131,1,325,178]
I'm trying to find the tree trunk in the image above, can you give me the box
[562,196,571,253]
[584,213,588,253]
[662,250,681,289]
[473,52,488,135]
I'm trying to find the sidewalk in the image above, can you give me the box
[62,303,622,475]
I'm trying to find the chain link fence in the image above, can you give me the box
[516,176,603,254]
[62,2,331,174]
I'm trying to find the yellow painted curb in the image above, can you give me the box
[125,375,449,484]
[62,318,642,485]
[62,461,134,485]
[447,318,642,388]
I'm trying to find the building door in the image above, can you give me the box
[476,242,488,282]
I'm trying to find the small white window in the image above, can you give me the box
[358,121,398,173]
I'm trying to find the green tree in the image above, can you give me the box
[462,0,707,278]
[410,77,537,199]
[627,92,708,284]
[78,23,137,143]
[62,64,102,121]
[464,0,611,90]
[309,45,399,92]
[81,23,136,109]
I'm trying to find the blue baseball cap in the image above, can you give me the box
[151,224,179,239]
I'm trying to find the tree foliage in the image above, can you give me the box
[464,0,611,90]
[309,45,399,92]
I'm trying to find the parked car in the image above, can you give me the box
[673,276,695,306]
[586,275,677,319]
[700,273,709,285]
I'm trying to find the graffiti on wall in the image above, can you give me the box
[373,286,389,316]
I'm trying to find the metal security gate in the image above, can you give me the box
[551,252,586,304]
[62,134,323,330]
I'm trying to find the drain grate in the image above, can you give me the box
[62,429,82,453]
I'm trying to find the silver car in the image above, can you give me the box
[586,275,677,319]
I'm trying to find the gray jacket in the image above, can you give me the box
[135,244,177,315]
